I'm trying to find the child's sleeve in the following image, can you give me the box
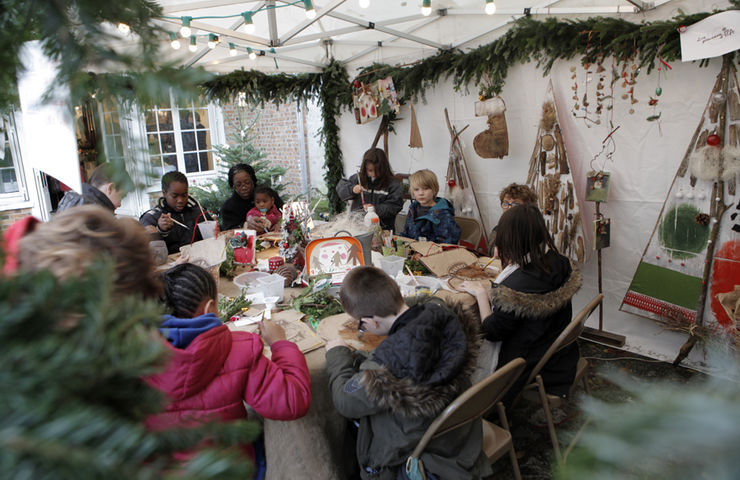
[336,174,359,202]
[242,338,312,421]
[373,178,404,221]
[400,204,415,239]
[480,308,518,342]
[432,209,461,244]
[325,347,381,418]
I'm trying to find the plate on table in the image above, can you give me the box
[317,313,386,352]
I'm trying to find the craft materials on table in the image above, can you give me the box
[317,313,386,352]
[229,307,324,357]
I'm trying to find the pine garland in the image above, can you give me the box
[200,7,737,215]
[203,59,352,214]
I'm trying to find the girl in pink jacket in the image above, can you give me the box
[146,263,311,463]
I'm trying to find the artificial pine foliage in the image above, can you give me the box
[0,263,257,478]
[190,106,287,215]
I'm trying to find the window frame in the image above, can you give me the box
[0,113,29,208]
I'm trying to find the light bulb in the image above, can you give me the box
[359,0,370,7]
[304,0,317,19]
[188,35,197,52]
[207,34,218,49]
[421,0,432,16]
[242,12,255,34]
[229,42,237,56]
[117,23,131,34]
[169,32,181,50]
[247,47,257,60]
[180,17,192,37]
[485,0,496,15]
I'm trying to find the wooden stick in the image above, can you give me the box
[170,218,189,230]
[405,265,420,285]
[674,54,732,366]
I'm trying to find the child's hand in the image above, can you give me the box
[352,184,363,195]
[158,213,174,231]
[325,337,348,350]
[259,318,286,345]
[458,280,488,299]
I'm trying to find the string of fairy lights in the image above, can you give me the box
[117,0,499,57]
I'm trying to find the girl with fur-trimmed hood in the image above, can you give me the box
[462,203,582,407]
[325,266,492,480]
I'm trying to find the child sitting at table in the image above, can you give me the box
[146,263,312,463]
[325,266,491,480]
[246,185,282,234]
[139,171,216,254]
[400,169,461,245]
[460,204,581,407]
[488,182,538,256]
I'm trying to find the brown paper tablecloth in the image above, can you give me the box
[224,278,356,479]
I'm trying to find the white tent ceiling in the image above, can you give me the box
[154,0,677,75]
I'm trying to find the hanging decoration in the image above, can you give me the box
[443,108,488,254]
[351,76,400,125]
[527,80,586,264]
[473,92,508,159]
[619,55,740,365]
[409,103,423,148]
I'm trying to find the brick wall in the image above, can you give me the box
[0,207,33,233]
[221,101,308,200]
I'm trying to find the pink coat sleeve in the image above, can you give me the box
[243,338,312,420]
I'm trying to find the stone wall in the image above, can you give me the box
[0,207,33,233]
[221,101,310,200]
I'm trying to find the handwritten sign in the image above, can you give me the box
[680,11,740,62]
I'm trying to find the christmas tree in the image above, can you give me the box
[191,105,287,214]
[0,263,257,478]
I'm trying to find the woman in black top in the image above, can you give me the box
[336,148,403,231]
[219,163,284,231]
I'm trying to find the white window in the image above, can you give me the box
[0,115,28,205]
[144,95,215,179]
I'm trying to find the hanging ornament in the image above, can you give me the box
[707,134,721,146]
[712,92,727,104]
[448,179,456,188]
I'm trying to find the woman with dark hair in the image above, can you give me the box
[336,148,403,231]
[220,163,284,231]
[460,204,582,406]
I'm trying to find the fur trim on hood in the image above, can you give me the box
[359,300,481,419]
[491,262,582,319]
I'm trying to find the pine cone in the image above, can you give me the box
[695,213,711,226]
[275,264,299,287]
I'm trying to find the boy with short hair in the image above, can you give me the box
[325,266,491,480]
[400,169,461,244]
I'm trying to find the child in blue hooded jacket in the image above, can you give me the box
[401,169,461,244]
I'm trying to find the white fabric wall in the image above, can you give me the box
[337,54,725,370]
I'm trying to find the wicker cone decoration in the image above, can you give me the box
[409,103,423,148]
[473,96,508,159]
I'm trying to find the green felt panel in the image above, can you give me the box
[629,261,702,310]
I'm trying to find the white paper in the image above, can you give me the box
[681,11,740,62]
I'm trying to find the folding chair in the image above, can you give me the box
[515,293,603,463]
[454,216,488,254]
[405,357,527,480]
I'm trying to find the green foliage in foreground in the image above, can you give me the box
[556,346,740,480]
[0,264,257,478]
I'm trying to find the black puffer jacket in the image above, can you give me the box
[336,174,403,231]
[482,250,582,406]
[57,184,115,213]
[139,196,214,254]
[326,298,491,480]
